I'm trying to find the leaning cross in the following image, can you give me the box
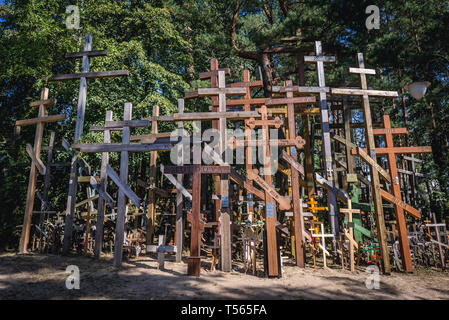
[331,53,399,275]
[17,88,66,253]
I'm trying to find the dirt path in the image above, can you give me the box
[0,253,448,300]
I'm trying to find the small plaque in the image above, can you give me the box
[346,174,358,183]
[285,212,294,217]
[248,201,254,207]
[221,196,229,208]
[266,203,274,218]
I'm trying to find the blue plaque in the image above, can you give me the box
[266,202,274,218]
[221,196,229,208]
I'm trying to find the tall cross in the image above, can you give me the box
[373,115,432,272]
[162,164,231,276]
[55,35,130,255]
[331,53,399,274]
[17,88,66,253]
[246,105,285,277]
[311,223,334,268]
[186,70,246,273]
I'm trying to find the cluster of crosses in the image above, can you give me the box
[16,34,447,277]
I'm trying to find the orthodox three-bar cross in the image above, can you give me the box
[331,53,399,274]
[45,34,129,254]
[162,164,231,277]
[17,88,66,253]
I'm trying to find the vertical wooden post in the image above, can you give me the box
[146,105,160,245]
[94,111,112,259]
[175,99,185,263]
[63,35,92,254]
[218,71,232,272]
[18,88,49,254]
[188,165,202,276]
[285,80,305,268]
[113,103,132,267]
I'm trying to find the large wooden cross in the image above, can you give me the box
[17,88,66,253]
[331,53,399,274]
[162,164,231,276]
[53,35,130,254]
[246,105,287,277]
[372,115,431,272]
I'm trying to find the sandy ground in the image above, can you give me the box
[0,252,448,300]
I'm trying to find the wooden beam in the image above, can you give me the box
[106,164,141,208]
[72,143,172,153]
[45,70,130,82]
[380,189,420,219]
[15,114,66,127]
[26,143,46,175]
[65,50,108,59]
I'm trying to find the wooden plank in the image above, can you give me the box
[160,164,193,200]
[352,147,392,184]
[26,143,46,175]
[315,173,348,203]
[372,146,432,155]
[45,70,130,82]
[175,99,184,263]
[172,111,260,121]
[65,50,108,59]
[104,120,149,128]
[30,99,57,107]
[197,87,246,96]
[106,164,140,208]
[349,67,376,75]
[373,127,408,135]
[15,114,66,127]
[163,165,230,175]
[72,143,172,153]
[130,132,173,141]
[247,169,291,210]
[265,96,316,106]
[199,68,231,80]
[331,88,398,97]
[90,176,114,208]
[380,189,420,219]
[282,150,305,177]
[304,56,336,64]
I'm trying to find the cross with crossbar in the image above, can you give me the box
[17,88,66,254]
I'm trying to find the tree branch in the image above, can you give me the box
[230,0,258,60]
[278,0,288,18]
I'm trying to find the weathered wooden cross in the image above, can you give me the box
[16,88,66,253]
[147,234,177,270]
[162,164,231,276]
[331,53,399,274]
[47,34,130,255]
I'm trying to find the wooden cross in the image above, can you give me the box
[331,53,399,274]
[147,234,177,270]
[373,115,431,272]
[17,88,66,253]
[426,212,447,269]
[306,198,327,214]
[58,35,130,254]
[246,105,286,277]
[340,199,361,272]
[72,103,152,267]
[81,207,95,255]
[162,164,230,277]
[311,223,335,268]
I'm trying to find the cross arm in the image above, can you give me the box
[331,88,398,97]
[65,50,108,59]
[44,70,130,82]
[15,114,66,127]
[30,99,57,107]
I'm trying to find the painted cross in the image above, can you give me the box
[147,234,177,270]
[162,164,230,277]
[306,198,327,214]
[340,200,361,272]
[17,88,66,253]
[81,206,95,255]
[311,223,335,268]
[58,34,130,255]
[331,53,399,275]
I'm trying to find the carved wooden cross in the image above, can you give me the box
[331,53,399,275]
[54,35,130,255]
[16,88,66,253]
[162,164,230,277]
[311,223,335,268]
[81,206,95,255]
